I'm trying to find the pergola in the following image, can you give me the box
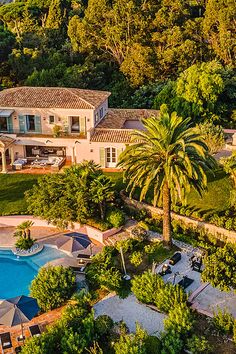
[0,135,16,173]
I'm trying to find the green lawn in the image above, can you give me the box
[107,169,233,216]
[186,169,233,215]
[0,174,42,216]
[0,170,232,217]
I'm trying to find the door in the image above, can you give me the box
[105,147,117,167]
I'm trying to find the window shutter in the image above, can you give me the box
[7,116,13,133]
[99,147,105,168]
[79,116,86,134]
[35,115,42,133]
[18,115,26,133]
[117,148,123,164]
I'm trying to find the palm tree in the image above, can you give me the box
[118,106,216,247]
[90,175,115,220]
[14,220,34,240]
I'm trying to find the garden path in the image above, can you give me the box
[94,293,166,337]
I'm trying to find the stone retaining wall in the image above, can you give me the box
[121,192,236,244]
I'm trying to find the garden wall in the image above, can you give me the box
[121,192,236,244]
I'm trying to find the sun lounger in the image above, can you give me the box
[169,252,181,265]
[0,332,12,350]
[178,276,194,289]
[29,324,41,337]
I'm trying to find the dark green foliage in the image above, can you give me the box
[186,335,211,354]
[155,284,187,314]
[154,62,236,126]
[131,271,164,304]
[15,237,34,250]
[106,208,126,228]
[202,244,236,291]
[0,0,235,111]
[21,292,94,354]
[26,161,119,228]
[113,324,148,354]
[95,315,114,338]
[30,266,76,311]
[85,246,123,293]
[212,309,234,334]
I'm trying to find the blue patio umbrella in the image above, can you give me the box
[0,296,40,344]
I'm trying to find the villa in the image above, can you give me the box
[0,86,158,172]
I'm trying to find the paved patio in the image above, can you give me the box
[94,293,166,336]
[156,245,236,318]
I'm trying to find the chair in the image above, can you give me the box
[29,324,41,337]
[17,334,25,342]
[0,332,12,350]
[169,252,181,265]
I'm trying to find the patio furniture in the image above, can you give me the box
[178,276,194,289]
[169,252,181,265]
[159,264,172,276]
[0,332,12,350]
[13,159,27,170]
[0,296,40,346]
[29,324,41,337]
[17,334,25,342]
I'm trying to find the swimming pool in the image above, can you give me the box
[0,246,66,299]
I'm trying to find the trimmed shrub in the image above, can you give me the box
[164,303,194,335]
[186,335,211,353]
[30,266,76,312]
[106,208,125,228]
[131,271,164,304]
[213,309,234,334]
[86,218,111,231]
[144,336,161,353]
[95,315,114,337]
[129,251,143,267]
[155,283,187,313]
[161,331,184,354]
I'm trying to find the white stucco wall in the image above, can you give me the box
[4,107,95,135]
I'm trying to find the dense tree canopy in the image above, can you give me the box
[0,0,235,118]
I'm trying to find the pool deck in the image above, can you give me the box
[0,305,65,353]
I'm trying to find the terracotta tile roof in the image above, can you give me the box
[90,129,132,143]
[0,87,111,110]
[91,108,159,143]
[97,108,159,129]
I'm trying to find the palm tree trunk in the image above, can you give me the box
[162,181,172,248]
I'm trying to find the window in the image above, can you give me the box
[49,115,55,124]
[95,112,99,123]
[99,107,104,119]
[71,116,80,133]
[26,115,36,131]
[0,117,8,131]
[106,147,116,166]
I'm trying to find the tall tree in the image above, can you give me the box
[118,105,215,247]
[203,0,236,67]
[45,0,64,29]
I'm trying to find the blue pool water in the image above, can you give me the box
[0,246,66,299]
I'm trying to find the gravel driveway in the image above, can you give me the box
[94,293,166,336]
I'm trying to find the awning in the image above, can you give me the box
[0,109,14,117]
